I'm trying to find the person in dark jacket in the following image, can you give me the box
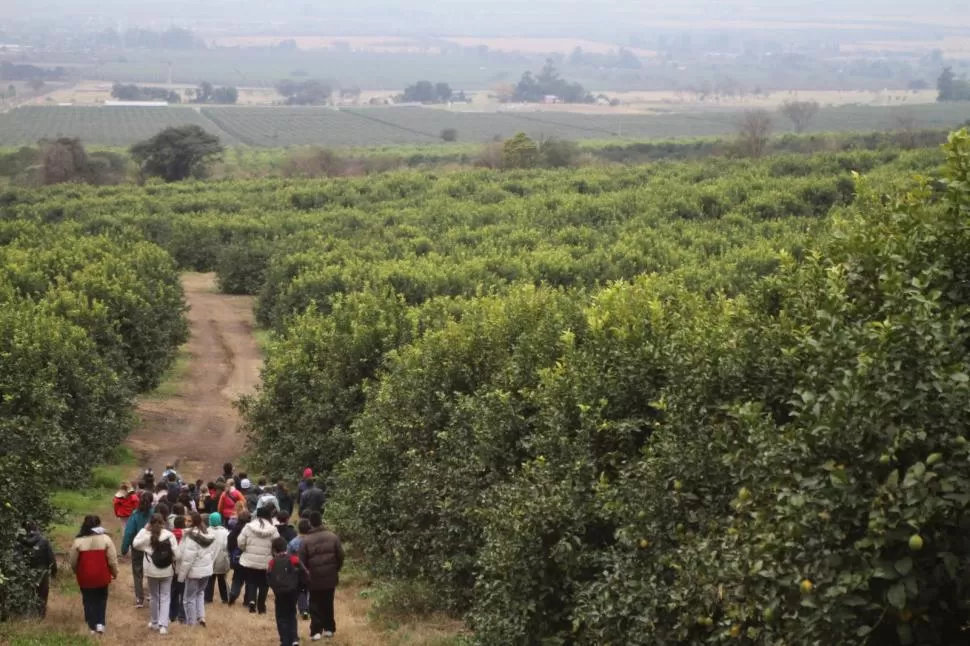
[20,521,58,617]
[241,478,259,513]
[298,511,344,640]
[299,478,327,515]
[297,468,313,501]
[227,509,251,605]
[275,481,294,517]
[120,492,155,608]
[276,511,297,543]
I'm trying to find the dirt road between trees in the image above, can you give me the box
[128,272,262,480]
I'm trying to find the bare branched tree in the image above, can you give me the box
[738,109,773,157]
[780,100,820,133]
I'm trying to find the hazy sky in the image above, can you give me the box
[4,0,969,32]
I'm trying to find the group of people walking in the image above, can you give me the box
[60,462,342,645]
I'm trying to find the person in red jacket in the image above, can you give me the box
[113,482,140,527]
[69,515,119,636]
[218,481,243,521]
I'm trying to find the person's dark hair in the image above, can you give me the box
[309,511,323,528]
[174,515,186,530]
[188,483,196,493]
[239,472,248,480]
[138,491,153,514]
[189,511,203,529]
[271,537,288,554]
[206,481,216,490]
[24,520,39,533]
[258,478,267,487]
[299,509,310,519]
[223,462,233,476]
[196,479,203,487]
[277,511,290,524]
[156,502,170,519]
[255,505,272,525]
[266,503,277,519]
[178,492,191,507]
[155,482,167,493]
[298,519,311,535]
[167,472,176,482]
[276,481,288,494]
[77,515,101,537]
[238,510,252,525]
[173,503,185,516]
[149,513,165,545]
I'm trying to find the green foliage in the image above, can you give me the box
[0,226,186,619]
[130,124,224,181]
[502,133,539,169]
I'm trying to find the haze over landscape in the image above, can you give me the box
[2,1,970,646]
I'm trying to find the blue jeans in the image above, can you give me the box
[80,586,108,630]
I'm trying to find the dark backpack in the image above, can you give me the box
[149,537,174,569]
[268,555,301,595]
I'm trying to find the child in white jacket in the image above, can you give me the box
[133,514,180,635]
[176,512,218,626]
[205,512,232,603]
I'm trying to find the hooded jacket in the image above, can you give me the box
[132,527,180,579]
[298,526,344,591]
[21,530,57,577]
[209,525,231,574]
[121,507,154,555]
[176,528,217,581]
[237,518,279,570]
[70,531,118,589]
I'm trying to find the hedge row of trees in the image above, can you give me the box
[0,225,187,618]
[2,137,964,641]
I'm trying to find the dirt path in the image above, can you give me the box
[128,272,261,480]
[30,273,461,646]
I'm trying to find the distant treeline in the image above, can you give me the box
[0,62,68,81]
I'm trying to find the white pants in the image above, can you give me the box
[183,577,208,625]
[148,577,172,628]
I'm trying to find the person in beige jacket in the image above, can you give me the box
[69,515,119,636]
[237,505,279,614]
[133,513,180,635]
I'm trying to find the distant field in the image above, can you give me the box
[0,102,966,148]
[0,106,237,147]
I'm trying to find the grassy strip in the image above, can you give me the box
[140,347,190,401]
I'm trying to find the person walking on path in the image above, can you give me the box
[177,512,216,627]
[205,512,231,604]
[133,513,180,635]
[217,481,243,522]
[113,482,139,529]
[299,478,327,516]
[268,537,309,646]
[297,468,313,501]
[121,492,154,609]
[20,520,57,618]
[287,518,312,620]
[275,481,294,517]
[227,509,251,605]
[298,511,344,640]
[69,515,118,636]
[238,505,280,614]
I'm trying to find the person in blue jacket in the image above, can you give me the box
[121,491,155,608]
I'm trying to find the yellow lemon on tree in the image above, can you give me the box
[729,624,743,638]
[673,479,683,491]
[800,579,814,594]
[738,487,751,501]
[638,538,649,549]
[909,534,924,552]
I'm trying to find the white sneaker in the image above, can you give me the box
[95,624,105,634]
[148,622,158,630]
[311,635,322,641]
[323,632,334,639]
[159,626,168,635]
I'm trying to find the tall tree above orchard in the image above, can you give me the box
[130,125,223,182]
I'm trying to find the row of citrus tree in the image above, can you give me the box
[2,138,963,642]
[0,222,187,618]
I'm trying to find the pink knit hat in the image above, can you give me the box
[303,468,313,478]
